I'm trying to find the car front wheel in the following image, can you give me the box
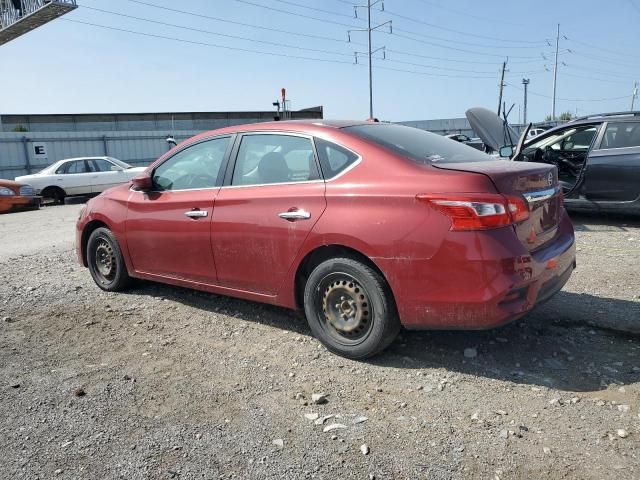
[87,227,132,291]
[303,257,400,359]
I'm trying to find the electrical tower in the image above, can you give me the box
[0,0,77,46]
[348,0,391,120]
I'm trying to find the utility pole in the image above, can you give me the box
[522,78,530,124]
[497,61,507,116]
[632,81,638,111]
[349,1,391,119]
[551,23,560,121]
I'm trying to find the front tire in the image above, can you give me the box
[87,227,132,291]
[303,257,400,359]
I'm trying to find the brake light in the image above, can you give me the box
[416,193,530,231]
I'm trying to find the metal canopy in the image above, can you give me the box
[0,0,77,46]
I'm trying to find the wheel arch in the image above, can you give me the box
[40,185,66,196]
[80,219,110,267]
[293,244,394,310]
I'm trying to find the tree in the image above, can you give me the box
[11,124,28,132]
[559,111,573,121]
[544,114,553,122]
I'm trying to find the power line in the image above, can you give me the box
[78,5,354,58]
[232,0,359,28]
[506,82,629,103]
[60,18,498,80]
[62,18,355,64]
[279,0,542,50]
[411,0,524,26]
[122,0,353,45]
[382,8,547,45]
[118,0,548,68]
[80,5,514,76]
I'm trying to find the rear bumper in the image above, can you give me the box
[384,210,576,330]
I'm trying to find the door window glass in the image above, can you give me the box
[153,137,230,191]
[315,138,359,178]
[523,126,597,154]
[91,159,117,172]
[600,122,640,149]
[61,161,89,174]
[232,135,318,186]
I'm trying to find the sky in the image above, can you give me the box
[1,0,639,123]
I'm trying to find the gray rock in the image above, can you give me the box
[272,438,284,448]
[360,444,370,455]
[464,348,478,358]
[304,413,319,421]
[617,429,629,438]
[323,423,348,433]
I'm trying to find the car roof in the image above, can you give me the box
[567,111,640,125]
[183,120,375,144]
[55,156,111,162]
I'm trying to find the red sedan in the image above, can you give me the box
[76,121,576,359]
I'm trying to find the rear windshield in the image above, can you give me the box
[344,124,492,164]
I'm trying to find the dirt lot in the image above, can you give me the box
[1,205,639,479]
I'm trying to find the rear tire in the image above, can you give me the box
[87,227,132,292]
[303,257,400,359]
[42,187,66,205]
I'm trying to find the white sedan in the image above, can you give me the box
[15,157,146,204]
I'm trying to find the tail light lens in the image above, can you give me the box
[416,193,530,231]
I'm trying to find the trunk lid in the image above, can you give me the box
[434,160,562,251]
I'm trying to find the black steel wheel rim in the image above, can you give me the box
[315,272,374,345]
[93,238,117,284]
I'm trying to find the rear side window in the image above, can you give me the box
[314,138,359,177]
[232,134,319,186]
[345,124,491,164]
[600,122,640,149]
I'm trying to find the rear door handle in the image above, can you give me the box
[185,210,208,218]
[278,209,311,221]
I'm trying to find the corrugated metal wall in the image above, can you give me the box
[0,130,199,179]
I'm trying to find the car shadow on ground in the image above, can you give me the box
[124,283,638,394]
[569,210,640,230]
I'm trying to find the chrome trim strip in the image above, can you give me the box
[523,187,558,203]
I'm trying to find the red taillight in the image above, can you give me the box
[416,193,530,231]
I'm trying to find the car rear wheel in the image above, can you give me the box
[303,257,400,359]
[42,187,65,205]
[87,227,132,291]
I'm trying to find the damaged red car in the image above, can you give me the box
[76,121,576,359]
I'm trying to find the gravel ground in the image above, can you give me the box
[1,205,638,479]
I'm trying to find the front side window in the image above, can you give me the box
[345,124,492,164]
[599,122,640,149]
[153,137,230,191]
[523,125,598,155]
[232,134,318,186]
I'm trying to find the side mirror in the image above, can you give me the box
[131,172,153,191]
[110,165,124,171]
[499,145,514,158]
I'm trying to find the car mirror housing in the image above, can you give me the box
[131,173,153,191]
[499,145,514,158]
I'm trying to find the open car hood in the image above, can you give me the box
[465,107,519,151]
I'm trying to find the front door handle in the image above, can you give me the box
[185,209,208,218]
[278,209,311,221]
